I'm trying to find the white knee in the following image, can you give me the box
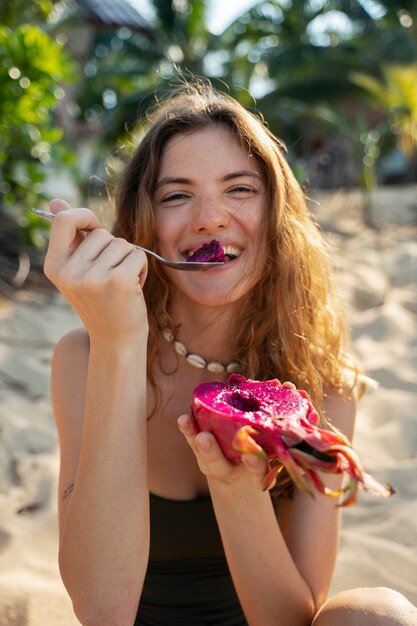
[312,587,417,626]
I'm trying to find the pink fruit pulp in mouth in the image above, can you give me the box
[186,240,226,263]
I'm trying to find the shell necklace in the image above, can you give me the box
[162,328,240,374]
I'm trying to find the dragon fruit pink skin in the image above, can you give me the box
[191,374,394,506]
[187,240,226,263]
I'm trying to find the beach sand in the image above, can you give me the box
[0,186,416,624]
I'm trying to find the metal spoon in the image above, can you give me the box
[31,209,224,271]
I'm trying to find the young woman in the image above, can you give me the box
[44,84,417,626]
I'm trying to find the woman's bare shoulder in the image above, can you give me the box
[51,327,90,429]
[53,327,90,366]
[322,386,357,439]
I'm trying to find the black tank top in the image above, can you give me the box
[134,492,248,625]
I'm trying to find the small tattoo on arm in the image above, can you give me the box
[63,483,74,501]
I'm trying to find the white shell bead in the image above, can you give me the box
[162,328,239,373]
[174,340,188,356]
[186,353,207,368]
[207,361,226,373]
[163,328,174,343]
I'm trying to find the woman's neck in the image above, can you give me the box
[168,298,238,364]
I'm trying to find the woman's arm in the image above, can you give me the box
[53,331,149,626]
[277,392,356,609]
[178,391,356,626]
[45,200,150,626]
[208,474,316,626]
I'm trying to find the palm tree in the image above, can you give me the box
[219,0,417,185]
[351,63,417,181]
[219,1,377,114]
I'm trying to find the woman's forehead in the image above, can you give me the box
[158,126,260,176]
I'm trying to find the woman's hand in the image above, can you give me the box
[44,199,149,346]
[177,414,276,492]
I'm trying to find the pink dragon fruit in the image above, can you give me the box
[187,240,226,263]
[191,374,394,506]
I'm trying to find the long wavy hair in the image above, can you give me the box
[114,83,358,496]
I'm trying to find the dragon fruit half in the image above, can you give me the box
[191,374,393,506]
[187,240,226,263]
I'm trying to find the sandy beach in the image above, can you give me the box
[0,186,416,624]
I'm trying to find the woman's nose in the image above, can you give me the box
[192,194,230,232]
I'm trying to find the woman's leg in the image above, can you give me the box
[312,587,417,626]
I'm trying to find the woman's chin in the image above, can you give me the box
[175,282,250,310]
[166,253,263,309]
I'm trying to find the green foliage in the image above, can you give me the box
[352,64,417,165]
[0,0,55,28]
[0,23,75,245]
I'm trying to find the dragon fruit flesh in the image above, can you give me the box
[191,374,394,506]
[187,240,226,263]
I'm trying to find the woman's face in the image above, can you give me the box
[152,124,268,310]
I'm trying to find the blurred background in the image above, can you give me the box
[0,0,416,289]
[0,3,416,622]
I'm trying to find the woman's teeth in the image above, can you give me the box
[222,245,241,259]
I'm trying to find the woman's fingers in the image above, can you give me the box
[114,245,148,289]
[177,414,198,453]
[85,236,136,268]
[49,198,102,230]
[49,198,72,214]
[177,415,223,463]
[178,415,273,490]
[194,431,235,481]
[54,239,148,306]
[64,230,125,268]
[44,203,142,286]
[46,202,104,266]
[178,415,231,478]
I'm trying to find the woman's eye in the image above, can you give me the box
[228,186,256,195]
[162,193,189,203]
